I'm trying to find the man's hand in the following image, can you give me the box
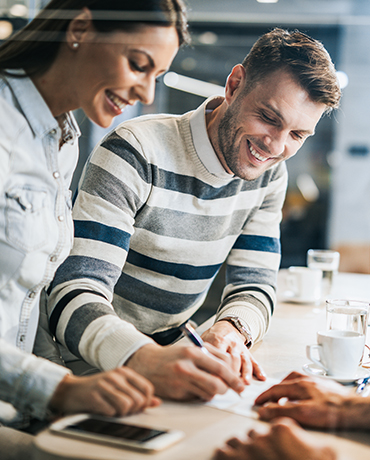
[126,342,245,401]
[254,371,354,429]
[48,367,161,417]
[213,417,337,460]
[201,321,266,384]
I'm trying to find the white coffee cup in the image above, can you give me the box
[306,330,365,377]
[282,266,322,303]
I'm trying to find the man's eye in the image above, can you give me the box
[261,113,275,123]
[292,132,304,141]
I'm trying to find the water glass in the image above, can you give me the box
[307,249,340,299]
[326,299,369,343]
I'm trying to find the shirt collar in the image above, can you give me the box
[4,71,80,142]
[189,96,233,179]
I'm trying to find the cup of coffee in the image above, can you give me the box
[307,249,340,299]
[306,330,365,377]
[281,266,322,304]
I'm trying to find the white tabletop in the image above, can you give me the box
[34,272,370,460]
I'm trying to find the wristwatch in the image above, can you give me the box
[219,316,253,349]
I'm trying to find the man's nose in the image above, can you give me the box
[263,129,288,157]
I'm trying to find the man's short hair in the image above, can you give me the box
[242,28,341,113]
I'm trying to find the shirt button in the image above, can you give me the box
[19,335,25,342]
[58,215,64,222]
[28,291,36,298]
[50,129,57,135]
[50,255,57,262]
[53,172,60,179]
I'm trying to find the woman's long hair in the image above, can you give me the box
[0,0,189,76]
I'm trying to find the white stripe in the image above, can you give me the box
[228,248,281,270]
[124,261,214,295]
[71,238,127,268]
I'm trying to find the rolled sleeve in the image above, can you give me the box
[0,340,70,421]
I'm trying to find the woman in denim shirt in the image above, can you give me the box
[0,0,188,457]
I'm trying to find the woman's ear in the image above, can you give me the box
[66,7,93,50]
[224,64,246,104]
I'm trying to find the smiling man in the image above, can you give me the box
[42,28,341,401]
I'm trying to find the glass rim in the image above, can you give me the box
[326,299,370,307]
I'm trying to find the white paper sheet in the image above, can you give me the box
[206,377,280,418]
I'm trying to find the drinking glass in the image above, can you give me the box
[326,299,369,345]
[307,249,340,299]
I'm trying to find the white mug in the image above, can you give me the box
[306,330,365,377]
[282,266,322,303]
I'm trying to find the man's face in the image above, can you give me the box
[217,67,327,181]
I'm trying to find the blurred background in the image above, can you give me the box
[1,1,369,294]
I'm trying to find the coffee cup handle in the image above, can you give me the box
[306,344,328,372]
[286,273,298,296]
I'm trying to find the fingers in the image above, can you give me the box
[196,345,245,396]
[239,352,266,384]
[257,402,306,423]
[254,380,309,406]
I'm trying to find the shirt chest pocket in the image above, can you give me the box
[5,186,49,252]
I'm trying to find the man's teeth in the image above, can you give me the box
[249,144,268,162]
[107,91,126,110]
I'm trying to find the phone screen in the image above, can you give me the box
[66,419,166,444]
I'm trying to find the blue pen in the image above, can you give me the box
[356,376,370,395]
[180,322,210,355]
[180,322,243,398]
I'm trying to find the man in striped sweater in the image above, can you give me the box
[42,29,341,400]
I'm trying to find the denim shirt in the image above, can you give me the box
[0,73,79,425]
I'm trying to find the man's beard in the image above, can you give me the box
[218,101,247,180]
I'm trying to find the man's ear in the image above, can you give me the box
[224,64,246,104]
[66,7,93,50]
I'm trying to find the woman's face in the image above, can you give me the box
[74,25,179,128]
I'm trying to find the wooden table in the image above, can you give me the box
[33,272,370,460]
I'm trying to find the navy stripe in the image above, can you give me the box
[74,220,131,251]
[233,235,281,254]
[49,289,107,337]
[127,249,222,281]
[115,273,204,315]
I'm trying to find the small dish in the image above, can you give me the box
[302,362,370,384]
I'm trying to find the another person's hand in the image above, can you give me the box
[201,321,266,384]
[126,342,245,401]
[255,371,353,429]
[49,367,160,417]
[213,418,337,460]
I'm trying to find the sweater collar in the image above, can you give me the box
[189,96,234,179]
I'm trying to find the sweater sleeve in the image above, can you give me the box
[215,163,288,344]
[47,130,156,371]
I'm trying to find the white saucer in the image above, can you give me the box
[302,362,370,384]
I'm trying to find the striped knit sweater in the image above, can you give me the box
[47,97,287,371]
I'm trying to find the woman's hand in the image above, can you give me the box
[48,367,161,417]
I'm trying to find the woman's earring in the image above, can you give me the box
[72,42,79,49]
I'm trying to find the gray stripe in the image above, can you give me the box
[81,163,143,216]
[226,266,277,287]
[64,302,116,358]
[52,256,121,293]
[134,207,255,241]
[101,132,151,184]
